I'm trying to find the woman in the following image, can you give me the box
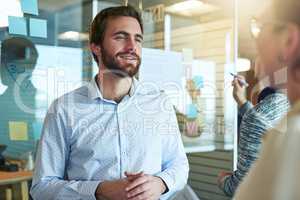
[217,59,289,197]
[234,0,300,199]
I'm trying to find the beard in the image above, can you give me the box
[101,47,141,78]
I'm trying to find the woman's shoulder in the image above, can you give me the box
[245,93,289,122]
[260,92,289,104]
[255,93,289,112]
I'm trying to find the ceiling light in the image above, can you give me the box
[250,18,261,38]
[237,58,251,72]
[167,0,204,12]
[58,31,88,41]
[165,0,218,17]
[0,0,23,27]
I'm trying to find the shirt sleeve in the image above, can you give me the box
[221,94,289,196]
[30,101,100,200]
[155,99,189,199]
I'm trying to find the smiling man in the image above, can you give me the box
[30,5,189,200]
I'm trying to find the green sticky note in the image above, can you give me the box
[32,121,43,140]
[9,121,28,141]
[29,18,47,38]
[8,16,27,36]
[21,0,39,15]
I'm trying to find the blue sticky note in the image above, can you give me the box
[32,121,43,140]
[21,0,39,15]
[193,76,204,89]
[8,16,27,36]
[186,104,198,119]
[29,18,47,38]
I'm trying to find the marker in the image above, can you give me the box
[230,73,249,87]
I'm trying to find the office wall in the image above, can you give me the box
[188,151,233,200]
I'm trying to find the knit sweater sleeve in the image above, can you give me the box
[220,93,289,197]
[239,101,253,118]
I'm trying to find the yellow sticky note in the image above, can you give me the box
[9,121,28,141]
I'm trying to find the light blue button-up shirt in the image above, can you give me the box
[30,77,189,200]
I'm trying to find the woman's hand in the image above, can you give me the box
[232,75,247,107]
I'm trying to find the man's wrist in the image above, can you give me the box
[95,181,107,199]
[155,176,167,194]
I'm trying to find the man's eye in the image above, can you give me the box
[115,36,126,40]
[136,38,143,43]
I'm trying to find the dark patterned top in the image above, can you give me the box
[220,88,289,197]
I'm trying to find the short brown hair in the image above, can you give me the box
[1,37,38,65]
[89,5,143,64]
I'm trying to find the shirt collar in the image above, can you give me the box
[257,87,277,103]
[88,75,139,101]
[88,76,103,100]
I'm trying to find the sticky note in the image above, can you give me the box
[29,18,47,38]
[193,76,204,89]
[186,104,198,119]
[21,0,39,15]
[32,121,43,140]
[8,16,27,36]
[9,121,28,141]
[186,121,198,137]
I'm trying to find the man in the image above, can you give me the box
[30,5,189,200]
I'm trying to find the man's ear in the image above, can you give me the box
[90,43,101,57]
[281,23,300,64]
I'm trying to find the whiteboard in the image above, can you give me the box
[139,48,185,111]
[140,48,184,91]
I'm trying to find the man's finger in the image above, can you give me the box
[125,171,144,177]
[126,176,149,192]
[125,172,144,181]
[127,185,152,200]
[128,193,155,200]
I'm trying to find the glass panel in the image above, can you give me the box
[98,0,236,152]
[0,1,237,199]
[0,0,93,159]
[94,3,236,199]
[98,2,236,199]
[166,1,236,152]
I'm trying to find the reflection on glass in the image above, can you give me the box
[0,37,38,157]
[0,0,93,159]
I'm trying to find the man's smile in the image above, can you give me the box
[118,54,138,61]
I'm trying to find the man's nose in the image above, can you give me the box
[125,37,137,52]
